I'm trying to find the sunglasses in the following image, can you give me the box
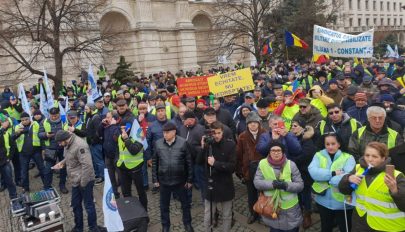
[328,110,340,115]
[299,105,307,109]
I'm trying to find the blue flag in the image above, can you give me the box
[103,169,124,231]
[129,119,148,150]
[59,100,67,124]
[88,64,101,102]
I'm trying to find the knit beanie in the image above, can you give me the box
[246,112,261,124]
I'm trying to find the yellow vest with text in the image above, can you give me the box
[259,159,299,210]
[311,151,351,202]
[354,164,405,231]
[357,126,397,149]
[15,121,41,152]
[116,136,144,169]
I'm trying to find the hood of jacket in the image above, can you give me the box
[302,125,314,140]
[308,85,325,98]
[238,104,253,120]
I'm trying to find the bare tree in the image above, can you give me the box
[211,0,280,64]
[0,0,113,92]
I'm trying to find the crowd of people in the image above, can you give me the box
[0,57,405,232]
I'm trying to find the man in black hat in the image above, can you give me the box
[341,86,358,112]
[184,97,203,120]
[94,96,108,116]
[153,122,194,232]
[53,130,102,232]
[256,98,271,130]
[39,107,68,193]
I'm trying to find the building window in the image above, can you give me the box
[374,18,377,25]
[380,2,383,11]
[394,2,396,11]
[349,18,353,27]
[394,18,397,26]
[357,0,361,10]
[388,18,390,25]
[349,0,352,10]
[387,2,390,11]
[358,18,362,26]
[366,18,369,26]
[401,18,403,26]
[373,1,376,10]
[365,0,369,10]
[381,18,384,25]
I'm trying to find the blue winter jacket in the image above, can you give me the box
[256,131,302,159]
[308,149,356,210]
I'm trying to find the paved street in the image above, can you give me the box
[1,167,333,232]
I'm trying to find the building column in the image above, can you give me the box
[175,0,199,71]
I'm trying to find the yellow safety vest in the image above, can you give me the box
[63,121,83,131]
[43,119,65,147]
[281,104,299,130]
[357,126,397,149]
[150,105,172,120]
[5,106,21,121]
[15,121,41,152]
[3,131,10,157]
[258,159,299,210]
[311,151,351,202]
[319,118,358,135]
[354,164,405,231]
[310,98,328,118]
[116,136,144,169]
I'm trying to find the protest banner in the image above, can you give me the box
[207,68,254,97]
[177,76,210,97]
[313,25,374,58]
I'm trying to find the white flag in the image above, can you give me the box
[59,101,67,124]
[43,69,55,109]
[39,85,49,119]
[18,83,32,118]
[103,169,124,231]
[88,64,101,102]
[129,118,148,150]
[394,45,400,58]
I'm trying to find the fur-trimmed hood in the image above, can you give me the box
[302,125,314,140]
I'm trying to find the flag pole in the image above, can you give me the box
[285,45,289,60]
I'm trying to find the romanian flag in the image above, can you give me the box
[285,31,309,49]
[262,38,273,55]
[313,53,330,64]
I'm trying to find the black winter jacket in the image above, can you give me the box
[152,136,192,186]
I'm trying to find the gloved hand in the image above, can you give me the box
[273,180,288,190]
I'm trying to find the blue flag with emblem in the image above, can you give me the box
[129,118,148,150]
[103,168,124,231]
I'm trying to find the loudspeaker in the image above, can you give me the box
[117,197,149,232]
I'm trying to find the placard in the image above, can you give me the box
[207,68,254,97]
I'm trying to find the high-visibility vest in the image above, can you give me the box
[42,119,64,147]
[111,89,117,99]
[259,159,299,210]
[396,75,405,96]
[116,136,143,169]
[310,98,327,118]
[281,104,299,130]
[5,106,21,121]
[311,151,351,202]
[354,164,405,231]
[150,105,172,119]
[136,92,145,99]
[3,131,10,157]
[301,75,314,91]
[15,121,41,152]
[63,121,83,133]
[357,126,397,149]
[319,118,358,135]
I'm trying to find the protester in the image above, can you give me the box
[347,92,369,125]
[339,142,405,231]
[0,116,17,199]
[308,133,356,232]
[254,141,304,232]
[292,98,323,129]
[235,104,252,136]
[152,122,194,232]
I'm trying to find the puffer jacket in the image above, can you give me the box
[178,122,205,163]
[152,136,192,186]
[338,157,405,232]
[308,149,356,210]
[348,123,404,161]
[98,123,120,159]
[144,119,167,160]
[63,134,95,187]
[236,127,266,180]
[254,159,303,230]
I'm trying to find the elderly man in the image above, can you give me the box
[292,98,323,129]
[256,98,271,130]
[349,106,403,160]
[347,92,369,125]
[53,130,101,232]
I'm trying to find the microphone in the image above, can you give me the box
[350,164,373,190]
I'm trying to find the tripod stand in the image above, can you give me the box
[206,143,214,232]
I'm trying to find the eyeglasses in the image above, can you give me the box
[299,105,307,109]
[270,149,282,153]
[328,110,340,115]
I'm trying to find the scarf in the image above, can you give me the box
[267,155,286,168]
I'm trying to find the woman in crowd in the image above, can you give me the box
[254,141,304,232]
[308,133,356,232]
[290,119,317,229]
[339,142,405,231]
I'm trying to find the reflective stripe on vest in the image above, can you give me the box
[319,118,358,135]
[310,98,327,118]
[258,159,299,210]
[357,126,397,149]
[281,104,299,130]
[354,164,405,231]
[311,152,351,202]
[150,105,172,119]
[15,122,41,152]
[5,107,21,121]
[116,136,143,169]
[3,132,10,157]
